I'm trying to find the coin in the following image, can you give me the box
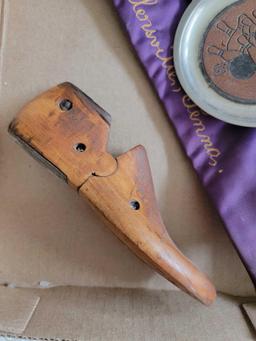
[201,0,256,104]
[174,0,256,126]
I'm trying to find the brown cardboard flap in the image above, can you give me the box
[0,287,39,334]
[21,287,254,341]
[0,287,255,340]
[242,303,256,331]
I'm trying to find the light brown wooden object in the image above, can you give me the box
[9,82,116,188]
[9,82,216,305]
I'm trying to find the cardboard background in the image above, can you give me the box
[0,0,254,296]
[1,1,256,340]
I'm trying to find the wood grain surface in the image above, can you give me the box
[9,82,216,305]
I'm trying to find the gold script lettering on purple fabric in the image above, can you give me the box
[128,0,221,167]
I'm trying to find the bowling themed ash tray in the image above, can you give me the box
[174,0,256,127]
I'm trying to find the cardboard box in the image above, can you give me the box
[0,0,255,339]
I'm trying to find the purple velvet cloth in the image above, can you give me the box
[113,0,256,286]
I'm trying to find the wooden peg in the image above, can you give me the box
[9,82,216,305]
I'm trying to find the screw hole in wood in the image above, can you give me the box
[74,143,86,152]
[59,99,73,111]
[130,200,140,210]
